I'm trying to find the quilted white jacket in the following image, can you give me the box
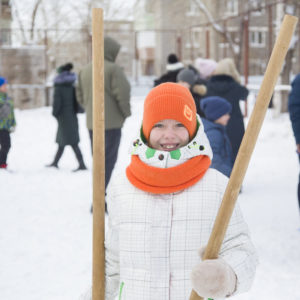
[105,117,258,300]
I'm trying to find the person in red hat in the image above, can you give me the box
[104,83,257,300]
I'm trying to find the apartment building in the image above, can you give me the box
[135,0,300,77]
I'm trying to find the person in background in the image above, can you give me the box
[0,77,16,170]
[200,96,233,177]
[47,63,87,171]
[153,53,184,86]
[204,58,249,163]
[194,58,217,80]
[187,64,207,85]
[288,73,300,214]
[104,82,257,300]
[177,68,207,117]
[76,36,131,190]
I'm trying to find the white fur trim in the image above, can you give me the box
[166,62,184,71]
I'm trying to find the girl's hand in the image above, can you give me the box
[190,258,237,298]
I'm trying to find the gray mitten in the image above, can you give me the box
[191,258,237,298]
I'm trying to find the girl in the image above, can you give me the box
[105,83,257,300]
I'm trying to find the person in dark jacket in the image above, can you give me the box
[288,73,300,212]
[0,77,16,170]
[204,58,248,163]
[153,53,184,86]
[47,63,87,171]
[200,96,233,177]
[76,36,131,188]
[177,68,207,117]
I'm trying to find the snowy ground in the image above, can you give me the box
[1,84,300,300]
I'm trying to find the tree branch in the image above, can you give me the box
[30,0,43,41]
[192,0,241,56]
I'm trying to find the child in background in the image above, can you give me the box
[0,77,16,170]
[204,58,249,164]
[200,96,233,177]
[105,83,257,300]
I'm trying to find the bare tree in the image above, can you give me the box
[30,0,43,41]
[10,0,29,44]
[192,0,239,60]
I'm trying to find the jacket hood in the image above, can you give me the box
[104,36,121,62]
[54,71,76,85]
[209,74,236,93]
[192,84,207,96]
[166,62,184,71]
[129,115,213,169]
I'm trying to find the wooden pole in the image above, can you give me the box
[205,29,210,59]
[189,14,298,300]
[92,8,105,300]
[243,14,249,117]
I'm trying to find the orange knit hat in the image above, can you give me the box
[142,82,197,140]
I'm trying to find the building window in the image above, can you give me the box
[250,31,266,47]
[218,42,230,59]
[0,29,11,45]
[192,28,202,48]
[225,0,238,16]
[250,0,265,16]
[186,1,200,16]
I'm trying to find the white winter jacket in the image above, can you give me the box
[105,117,258,300]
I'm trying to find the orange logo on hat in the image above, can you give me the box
[184,105,193,121]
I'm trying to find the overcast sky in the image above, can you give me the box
[11,0,138,30]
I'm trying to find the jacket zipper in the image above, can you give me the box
[118,281,125,300]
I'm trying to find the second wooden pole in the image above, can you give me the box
[189,14,298,300]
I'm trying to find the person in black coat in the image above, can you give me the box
[288,73,300,212]
[47,63,87,171]
[153,53,184,86]
[204,58,248,163]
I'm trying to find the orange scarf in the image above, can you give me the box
[126,155,211,194]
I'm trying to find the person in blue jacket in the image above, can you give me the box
[200,96,233,177]
[288,73,300,212]
[204,58,248,164]
[0,77,16,170]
